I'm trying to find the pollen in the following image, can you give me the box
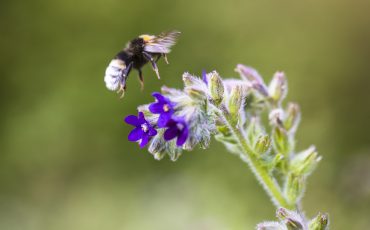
[141,123,149,132]
[139,34,155,43]
[163,104,170,112]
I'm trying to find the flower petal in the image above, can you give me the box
[164,126,178,141]
[128,128,143,142]
[140,134,149,148]
[165,119,177,127]
[148,127,157,136]
[124,115,139,126]
[137,112,146,124]
[157,112,172,128]
[176,124,189,146]
[202,69,208,85]
[149,102,164,114]
[152,92,166,102]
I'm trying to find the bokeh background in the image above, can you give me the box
[1,0,370,229]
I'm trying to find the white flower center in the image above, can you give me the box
[176,123,184,130]
[163,104,170,112]
[141,124,149,132]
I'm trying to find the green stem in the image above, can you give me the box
[216,105,294,209]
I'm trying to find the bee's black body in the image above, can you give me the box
[104,31,180,98]
[116,38,147,69]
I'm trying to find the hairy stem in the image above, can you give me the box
[215,104,294,209]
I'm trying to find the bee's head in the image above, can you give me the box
[129,34,155,54]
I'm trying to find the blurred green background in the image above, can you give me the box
[1,0,370,229]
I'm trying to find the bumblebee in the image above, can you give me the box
[104,31,180,98]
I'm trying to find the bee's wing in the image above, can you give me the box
[144,31,180,54]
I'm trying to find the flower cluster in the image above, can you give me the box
[125,92,189,152]
[124,71,218,160]
[121,64,327,228]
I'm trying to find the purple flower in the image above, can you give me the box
[149,92,174,128]
[124,112,157,148]
[163,118,189,146]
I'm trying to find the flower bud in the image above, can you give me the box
[235,64,264,83]
[254,135,271,155]
[185,86,207,102]
[269,153,286,172]
[276,208,305,230]
[269,109,285,128]
[290,146,321,176]
[153,151,166,161]
[309,213,329,230]
[246,117,264,146]
[256,221,287,230]
[148,133,166,160]
[284,174,305,204]
[182,72,198,87]
[268,72,288,104]
[167,140,183,161]
[284,103,301,133]
[235,64,269,96]
[227,85,244,122]
[208,71,224,105]
[272,126,292,156]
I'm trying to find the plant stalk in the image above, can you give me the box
[215,104,294,209]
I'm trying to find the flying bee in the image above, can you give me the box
[104,31,180,98]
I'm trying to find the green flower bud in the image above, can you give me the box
[227,85,244,123]
[246,117,264,147]
[269,72,288,104]
[208,71,224,105]
[309,213,329,230]
[254,135,271,155]
[270,153,286,172]
[185,86,207,102]
[290,146,321,176]
[153,151,166,161]
[284,174,305,204]
[284,103,301,133]
[148,131,166,160]
[272,126,292,156]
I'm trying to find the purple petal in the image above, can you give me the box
[148,127,157,136]
[176,124,189,146]
[140,135,149,148]
[152,92,166,102]
[164,126,178,141]
[149,102,164,114]
[124,115,139,126]
[137,112,146,124]
[202,69,208,85]
[128,128,143,142]
[165,119,177,128]
[176,122,189,146]
[157,112,172,128]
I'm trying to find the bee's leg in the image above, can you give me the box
[143,51,160,79]
[121,62,133,78]
[117,62,133,98]
[163,53,169,64]
[138,69,144,91]
[117,84,126,99]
